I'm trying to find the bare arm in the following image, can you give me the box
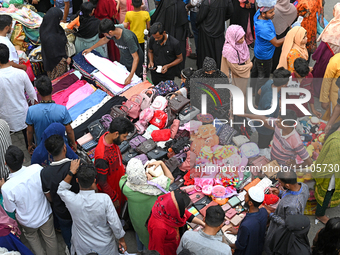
[124,51,139,85]
[27,125,35,155]
[270,37,285,47]
[325,104,340,133]
[123,22,129,29]
[65,124,77,152]
[148,49,154,68]
[62,1,70,22]
[83,37,110,54]
[9,61,27,71]
[146,20,150,30]
[45,193,53,203]
[160,162,174,184]
[162,53,183,74]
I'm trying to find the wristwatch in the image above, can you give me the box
[68,170,74,177]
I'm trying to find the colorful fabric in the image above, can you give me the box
[31,123,78,166]
[0,6,43,28]
[287,48,304,72]
[270,121,310,166]
[318,3,340,55]
[52,80,87,106]
[47,57,68,81]
[66,83,96,109]
[222,25,250,64]
[297,0,324,53]
[313,131,340,208]
[73,50,102,76]
[278,26,308,70]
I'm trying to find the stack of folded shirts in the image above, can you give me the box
[73,50,102,79]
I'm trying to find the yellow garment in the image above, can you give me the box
[319,53,340,121]
[277,26,308,69]
[124,11,150,43]
[287,48,303,72]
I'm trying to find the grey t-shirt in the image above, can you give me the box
[108,24,143,75]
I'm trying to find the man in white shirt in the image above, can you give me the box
[0,15,27,70]
[0,145,58,255]
[0,43,37,149]
[57,160,127,255]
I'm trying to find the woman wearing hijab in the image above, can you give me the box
[147,190,205,255]
[269,214,311,255]
[277,26,309,72]
[221,25,252,102]
[89,0,120,62]
[271,0,297,72]
[312,217,340,255]
[73,2,108,58]
[312,122,340,225]
[119,159,174,253]
[31,123,78,166]
[312,3,340,98]
[296,0,324,57]
[40,8,71,80]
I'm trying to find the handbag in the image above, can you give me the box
[150,96,168,111]
[123,94,143,119]
[140,89,156,110]
[152,80,179,96]
[149,110,168,129]
[189,192,205,203]
[136,139,157,154]
[179,105,200,125]
[100,114,113,131]
[167,93,190,114]
[240,142,260,158]
[217,124,238,145]
[65,41,76,57]
[164,106,176,127]
[174,129,190,139]
[87,120,105,141]
[126,125,137,140]
[199,201,218,217]
[232,135,250,147]
[129,135,147,149]
[170,119,180,139]
[133,154,148,165]
[122,148,138,165]
[110,105,128,119]
[147,147,167,160]
[193,196,212,211]
[135,108,155,134]
[164,157,181,173]
[262,160,280,178]
[248,156,269,177]
[119,140,131,154]
[151,129,171,142]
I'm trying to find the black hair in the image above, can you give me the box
[273,67,291,87]
[0,43,9,65]
[45,135,65,157]
[109,117,135,135]
[205,205,225,227]
[181,67,195,80]
[144,251,161,255]
[35,75,52,96]
[150,22,164,35]
[336,77,340,88]
[325,121,340,141]
[277,169,297,185]
[79,2,95,23]
[312,217,340,255]
[174,189,191,217]
[0,15,12,31]
[77,163,96,189]
[294,58,310,78]
[249,196,262,208]
[279,109,298,127]
[132,0,142,8]
[98,18,115,34]
[5,146,24,172]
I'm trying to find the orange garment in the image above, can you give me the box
[287,49,304,72]
[66,16,80,30]
[297,0,323,54]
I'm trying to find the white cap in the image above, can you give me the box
[248,186,265,203]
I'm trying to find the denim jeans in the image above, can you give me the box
[190,11,198,54]
[55,213,72,251]
[250,57,273,105]
[136,233,146,252]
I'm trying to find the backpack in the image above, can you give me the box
[123,94,143,119]
[140,89,156,110]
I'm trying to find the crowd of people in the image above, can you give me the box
[1,0,340,254]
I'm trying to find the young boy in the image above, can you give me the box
[123,0,150,51]
[0,15,27,71]
[256,67,291,149]
[241,109,313,168]
[286,57,322,118]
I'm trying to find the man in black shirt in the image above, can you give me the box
[148,22,183,85]
[40,134,80,252]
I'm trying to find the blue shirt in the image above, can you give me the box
[234,208,268,255]
[254,10,276,60]
[26,103,72,145]
[256,80,280,135]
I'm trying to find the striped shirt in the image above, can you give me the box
[271,122,309,166]
[0,120,12,180]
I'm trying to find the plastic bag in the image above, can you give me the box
[291,16,304,28]
[316,12,329,35]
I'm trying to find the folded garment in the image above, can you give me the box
[73,50,101,75]
[66,83,96,109]
[52,80,87,106]
[68,89,107,120]
[0,6,43,28]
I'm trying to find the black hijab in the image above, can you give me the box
[74,15,100,39]
[40,7,68,71]
[270,214,311,255]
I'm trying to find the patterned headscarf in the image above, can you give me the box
[125,158,169,196]
[202,57,217,72]
[222,25,250,64]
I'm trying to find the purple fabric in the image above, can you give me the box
[312,41,334,98]
[38,74,79,101]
